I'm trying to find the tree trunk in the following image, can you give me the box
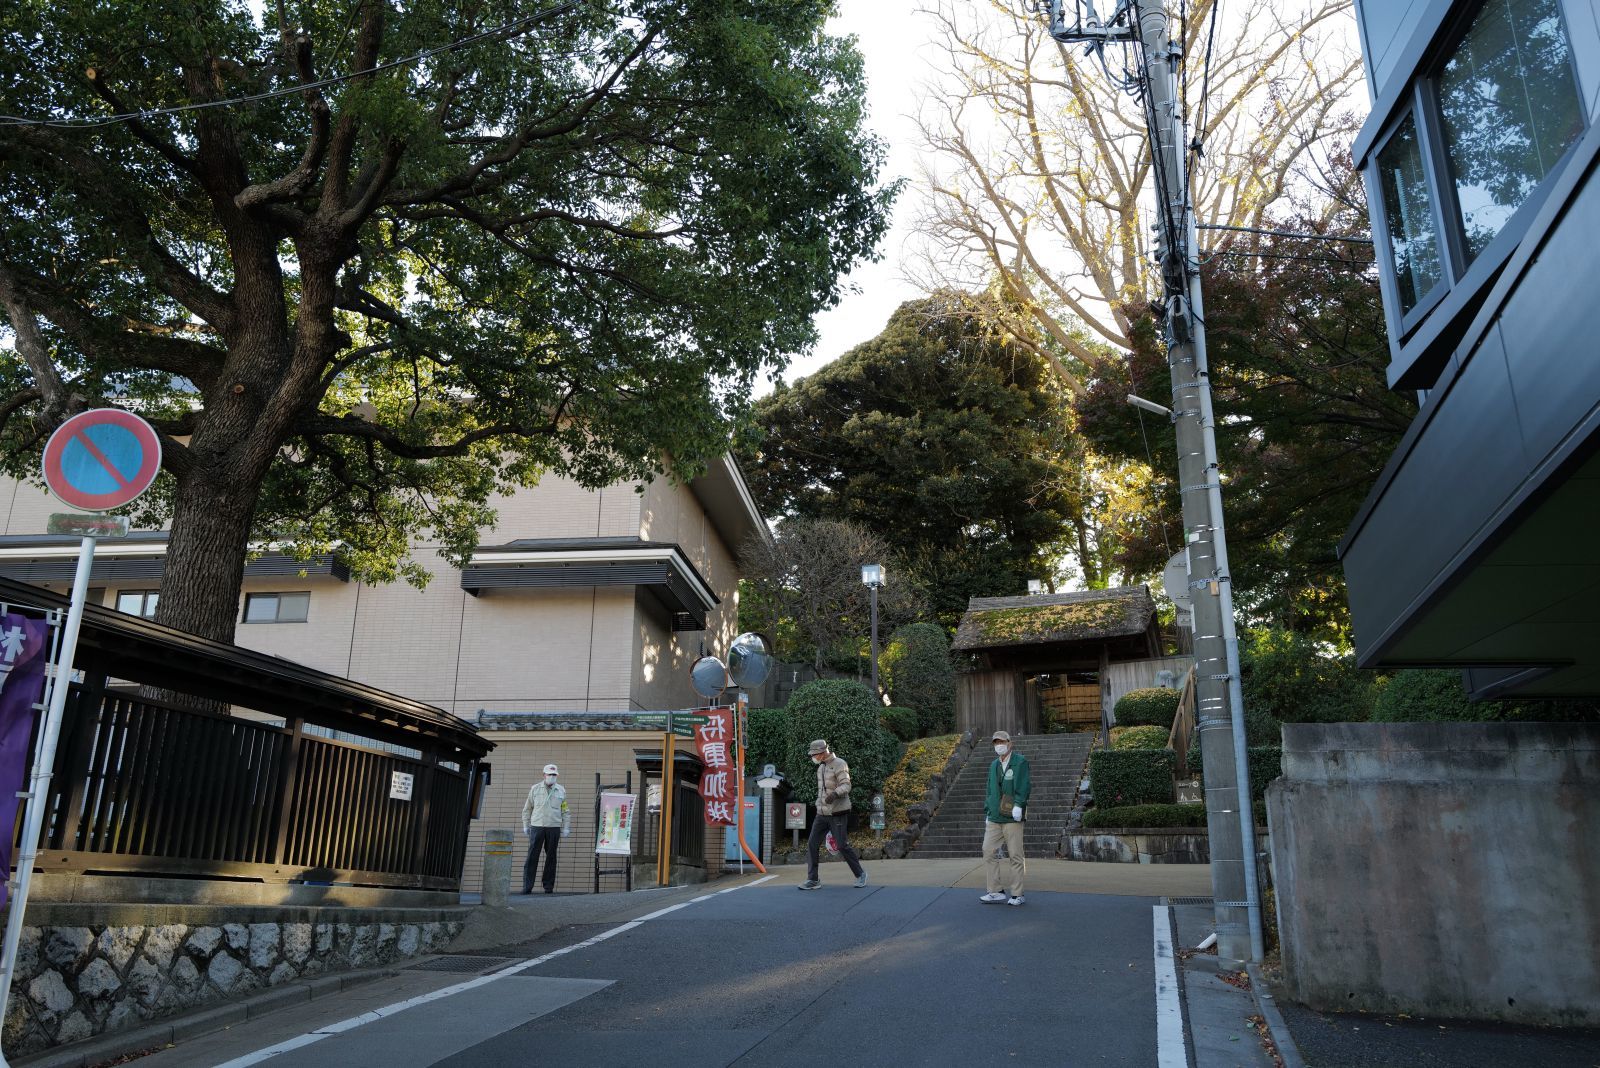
[154,469,263,644]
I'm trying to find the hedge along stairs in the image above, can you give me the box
[910,733,1093,859]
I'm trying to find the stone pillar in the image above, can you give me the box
[482,828,514,907]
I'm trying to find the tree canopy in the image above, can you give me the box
[0,0,891,641]
[741,295,1078,626]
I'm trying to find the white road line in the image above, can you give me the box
[214,874,779,1068]
[1152,905,1189,1068]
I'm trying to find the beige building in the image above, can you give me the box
[0,456,764,892]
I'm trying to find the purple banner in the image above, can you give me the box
[0,614,50,908]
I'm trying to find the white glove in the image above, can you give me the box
[1012,805,1023,821]
[524,826,534,838]
[561,827,571,839]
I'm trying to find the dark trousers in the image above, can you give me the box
[523,826,561,891]
[806,811,864,881]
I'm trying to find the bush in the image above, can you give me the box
[784,679,899,809]
[1241,628,1377,724]
[1088,749,1175,806]
[745,707,791,782]
[1111,725,1170,750]
[880,706,918,742]
[881,623,956,735]
[1114,687,1180,728]
[1371,669,1600,723]
[1189,744,1282,803]
[1082,803,1208,829]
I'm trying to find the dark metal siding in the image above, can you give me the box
[0,553,345,585]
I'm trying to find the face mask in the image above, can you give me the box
[813,755,825,765]
[544,775,557,785]
[994,745,1008,757]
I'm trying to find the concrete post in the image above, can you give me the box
[482,827,514,907]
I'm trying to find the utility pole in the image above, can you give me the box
[1041,0,1263,961]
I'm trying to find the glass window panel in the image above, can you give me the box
[277,593,310,622]
[116,592,145,617]
[145,593,158,618]
[243,594,278,623]
[1378,115,1443,314]
[1439,0,1584,263]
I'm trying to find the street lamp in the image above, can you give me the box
[861,563,885,701]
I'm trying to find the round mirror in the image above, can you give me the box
[689,655,728,699]
[727,632,774,688]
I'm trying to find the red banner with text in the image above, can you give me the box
[694,707,737,825]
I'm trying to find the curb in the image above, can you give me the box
[1245,962,1306,1068]
[15,966,395,1068]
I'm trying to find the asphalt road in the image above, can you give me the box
[216,877,1172,1068]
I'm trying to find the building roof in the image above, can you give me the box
[475,710,697,732]
[951,586,1158,652]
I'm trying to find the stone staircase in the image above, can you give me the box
[910,733,1094,859]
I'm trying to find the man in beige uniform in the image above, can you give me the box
[521,763,570,894]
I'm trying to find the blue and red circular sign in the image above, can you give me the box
[41,409,163,512]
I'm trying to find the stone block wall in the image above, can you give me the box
[883,731,974,859]
[3,912,464,1057]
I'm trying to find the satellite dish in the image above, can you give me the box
[1162,550,1194,613]
[728,632,774,688]
[689,655,729,700]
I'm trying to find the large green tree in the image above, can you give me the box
[0,0,890,642]
[1074,166,1414,639]
[741,294,1077,627]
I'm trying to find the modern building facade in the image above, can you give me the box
[1341,0,1600,696]
[0,456,763,890]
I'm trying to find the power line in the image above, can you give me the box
[0,1,583,130]
[1198,223,1374,244]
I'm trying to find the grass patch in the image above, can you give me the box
[854,733,961,849]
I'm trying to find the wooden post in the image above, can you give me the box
[656,729,675,887]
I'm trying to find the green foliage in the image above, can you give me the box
[1111,725,1170,751]
[1082,804,1208,829]
[1371,670,1600,722]
[1113,688,1181,728]
[879,706,919,743]
[1240,629,1377,724]
[0,0,891,641]
[1189,746,1283,803]
[741,295,1078,628]
[744,707,792,785]
[871,734,960,840]
[880,623,956,735]
[1088,749,1176,807]
[783,679,899,809]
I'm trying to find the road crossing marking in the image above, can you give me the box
[1152,905,1189,1068]
[213,874,779,1067]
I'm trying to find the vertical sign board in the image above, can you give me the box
[693,708,737,825]
[389,771,414,801]
[595,792,635,856]
[0,409,164,1052]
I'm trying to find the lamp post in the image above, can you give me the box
[861,563,885,701]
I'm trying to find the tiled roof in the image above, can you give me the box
[474,710,659,732]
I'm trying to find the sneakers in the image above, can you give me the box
[854,872,869,888]
[798,879,822,891]
[1007,895,1026,906]
[979,892,1008,903]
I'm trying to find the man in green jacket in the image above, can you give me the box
[980,730,1031,906]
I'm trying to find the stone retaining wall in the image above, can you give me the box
[1059,828,1269,864]
[2,910,464,1057]
[884,730,975,859]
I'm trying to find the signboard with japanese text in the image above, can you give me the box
[388,771,414,801]
[692,707,737,825]
[595,792,636,855]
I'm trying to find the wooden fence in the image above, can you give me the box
[1166,668,1198,776]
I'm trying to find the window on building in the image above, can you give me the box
[242,592,310,624]
[1438,0,1583,264]
[1378,113,1444,314]
[115,590,159,619]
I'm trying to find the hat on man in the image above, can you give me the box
[991,730,1011,743]
[543,763,559,776]
[807,739,829,756]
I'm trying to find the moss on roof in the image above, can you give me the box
[951,586,1155,652]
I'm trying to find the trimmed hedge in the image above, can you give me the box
[1371,668,1600,722]
[1114,687,1180,728]
[1082,803,1207,829]
[745,707,791,782]
[881,623,957,735]
[880,706,919,742]
[1111,725,1170,751]
[784,679,900,810]
[1189,744,1282,803]
[1088,748,1175,807]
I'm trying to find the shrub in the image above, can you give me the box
[1082,803,1207,829]
[881,622,956,735]
[1088,749,1175,806]
[784,679,899,809]
[745,707,791,782]
[1371,668,1600,723]
[1241,628,1377,724]
[873,734,961,838]
[880,706,918,742]
[1114,687,1180,728]
[1111,725,1170,751]
[1189,744,1282,803]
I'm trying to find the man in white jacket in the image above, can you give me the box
[521,763,570,894]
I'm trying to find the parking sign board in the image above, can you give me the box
[41,409,162,512]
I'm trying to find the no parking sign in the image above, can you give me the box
[41,408,162,512]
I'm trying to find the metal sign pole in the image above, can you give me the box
[0,535,95,1066]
